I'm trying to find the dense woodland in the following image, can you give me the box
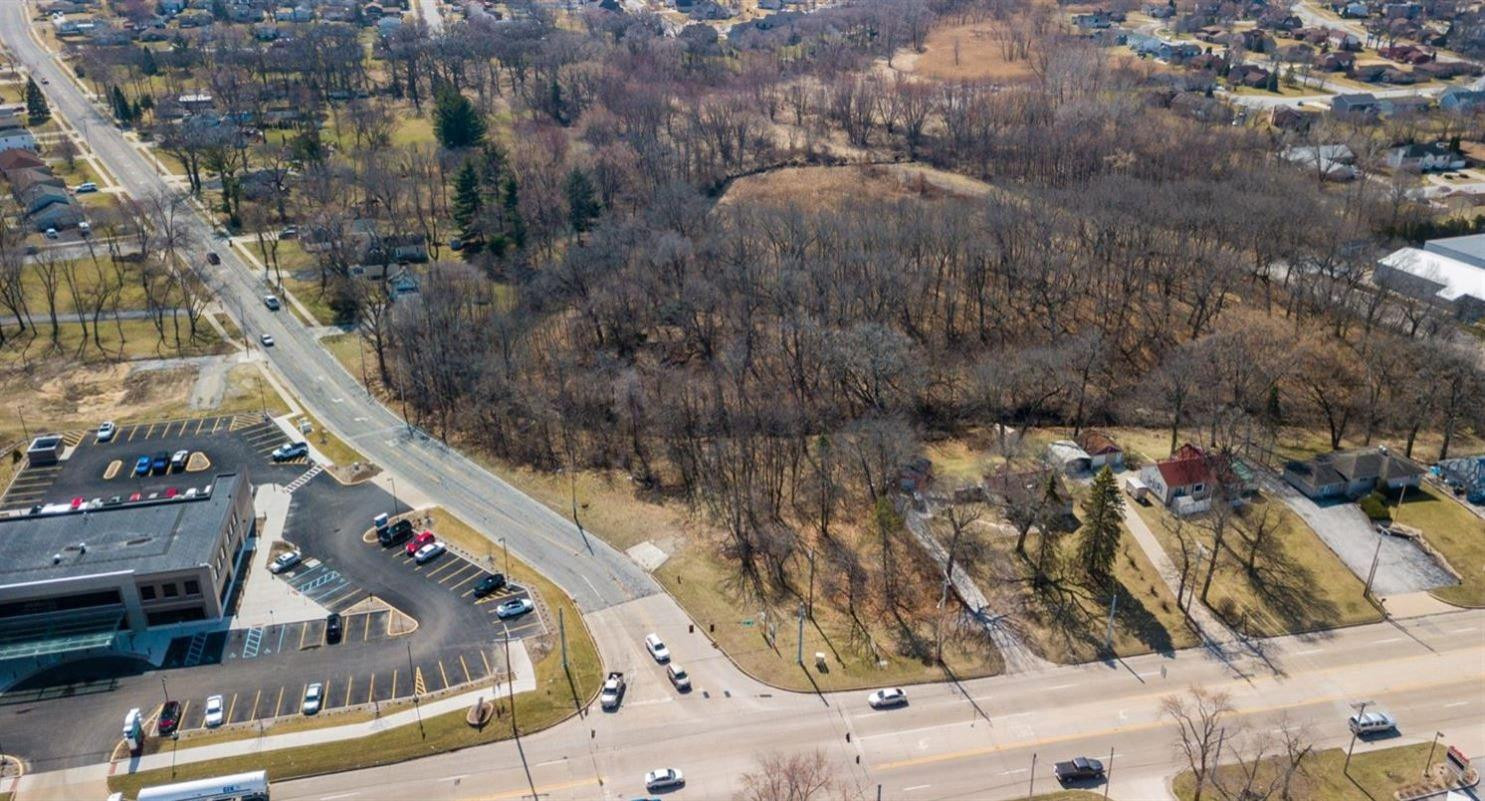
[59,0,1485,617]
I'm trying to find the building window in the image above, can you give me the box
[140,586,157,601]
[184,579,200,596]
[162,583,179,598]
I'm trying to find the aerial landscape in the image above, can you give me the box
[0,0,1481,796]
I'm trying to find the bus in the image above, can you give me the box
[134,771,269,801]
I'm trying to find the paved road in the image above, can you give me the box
[1,0,655,614]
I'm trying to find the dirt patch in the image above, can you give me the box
[718,163,994,210]
[900,18,1040,83]
[0,361,198,443]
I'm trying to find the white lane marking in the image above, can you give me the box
[1374,637,1403,645]
[534,758,567,768]
[904,785,931,792]
[1445,701,1470,708]
[1450,627,1478,634]
[1291,648,1323,656]
[1046,683,1077,690]
[319,794,360,800]
[441,775,467,782]
[1001,768,1028,775]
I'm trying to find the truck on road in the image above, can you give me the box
[600,672,626,710]
[1054,757,1105,783]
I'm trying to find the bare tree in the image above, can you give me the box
[1163,686,1235,801]
[734,750,853,801]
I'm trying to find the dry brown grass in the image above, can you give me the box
[899,19,1040,83]
[719,163,994,210]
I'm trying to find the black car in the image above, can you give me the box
[378,519,414,547]
[473,573,507,598]
[1054,757,1105,784]
[206,251,220,265]
[151,451,171,474]
[158,700,181,736]
[325,613,343,644]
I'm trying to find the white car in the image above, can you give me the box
[1349,709,1397,735]
[74,181,98,193]
[867,688,908,709]
[302,683,322,715]
[259,334,275,347]
[644,633,670,663]
[414,542,446,564]
[263,295,281,311]
[495,597,534,619]
[667,663,691,692]
[204,695,225,727]
[96,421,116,442]
[644,768,685,792]
[269,550,302,574]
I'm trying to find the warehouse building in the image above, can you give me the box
[0,473,252,664]
[1375,234,1485,321]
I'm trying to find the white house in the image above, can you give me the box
[1386,142,1467,173]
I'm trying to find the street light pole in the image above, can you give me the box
[1363,537,1383,602]
[498,536,509,577]
[390,476,399,516]
[161,675,169,704]
[1424,731,1445,779]
[1345,700,1373,774]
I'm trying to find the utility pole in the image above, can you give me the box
[1424,731,1444,779]
[1028,753,1037,798]
[358,334,370,394]
[559,607,567,670]
[406,640,424,737]
[1105,590,1119,653]
[498,536,510,577]
[502,626,517,734]
[1363,537,1383,602]
[1104,746,1115,800]
[806,547,816,618]
[1345,701,1373,774]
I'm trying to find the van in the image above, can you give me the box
[1348,710,1396,735]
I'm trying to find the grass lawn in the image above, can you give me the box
[287,409,364,466]
[1391,483,1485,607]
[1173,742,1446,801]
[0,319,225,368]
[390,115,434,147]
[48,156,104,188]
[15,255,150,313]
[108,510,600,798]
[1135,493,1381,636]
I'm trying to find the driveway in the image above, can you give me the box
[1261,474,1455,595]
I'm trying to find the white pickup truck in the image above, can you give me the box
[600,672,626,710]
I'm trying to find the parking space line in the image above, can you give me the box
[297,622,308,650]
[426,561,464,580]
[450,572,482,591]
[458,654,471,684]
[440,563,478,585]
[320,588,361,609]
[344,676,354,707]
[437,660,449,690]
[249,689,262,720]
[273,686,285,717]
[323,679,332,708]
[225,692,238,723]
[479,650,492,676]
[363,614,371,641]
[145,423,158,439]
[389,669,397,698]
[366,673,376,704]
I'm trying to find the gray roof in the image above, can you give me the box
[0,474,244,588]
[1424,233,1485,270]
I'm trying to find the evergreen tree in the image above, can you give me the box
[565,168,601,234]
[502,174,525,251]
[140,47,159,77]
[451,160,483,256]
[111,86,132,123]
[433,87,485,150]
[1077,466,1124,588]
[25,77,49,125]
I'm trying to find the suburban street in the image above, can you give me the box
[4,1,1485,799]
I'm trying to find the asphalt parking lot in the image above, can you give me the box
[0,414,550,770]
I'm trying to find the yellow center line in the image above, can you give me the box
[475,778,600,801]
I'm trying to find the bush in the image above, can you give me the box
[1359,492,1391,521]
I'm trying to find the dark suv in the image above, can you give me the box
[473,573,507,598]
[378,519,414,547]
[324,613,343,644]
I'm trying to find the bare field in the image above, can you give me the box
[900,19,1039,83]
[719,163,994,209]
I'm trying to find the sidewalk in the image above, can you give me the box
[232,484,331,627]
[14,643,535,801]
[1119,502,1241,647]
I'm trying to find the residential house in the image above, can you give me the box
[1381,67,1423,85]
[0,148,45,173]
[18,184,72,216]
[1439,87,1485,113]
[1073,10,1113,28]
[1241,27,1273,52]
[1386,141,1466,172]
[1139,443,1225,515]
[28,201,83,232]
[1379,95,1432,116]
[8,167,65,196]
[1229,63,1272,87]
[1331,92,1380,116]
[1144,2,1176,17]
[898,457,933,494]
[1350,64,1390,83]
[1046,441,1092,475]
[159,0,185,13]
[1339,0,1368,16]
[983,468,1075,518]
[1282,447,1424,500]
[1383,1,1422,18]
[1270,105,1317,131]
[1076,431,1125,470]
[1282,144,1359,180]
[0,124,37,154]
[1318,51,1356,71]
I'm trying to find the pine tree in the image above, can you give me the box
[565,168,601,234]
[451,160,483,256]
[433,87,486,150]
[111,86,132,123]
[1078,466,1124,588]
[25,77,50,125]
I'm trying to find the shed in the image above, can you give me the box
[1046,440,1092,474]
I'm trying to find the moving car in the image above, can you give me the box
[473,573,507,597]
[74,181,98,194]
[134,455,152,476]
[867,688,908,709]
[151,451,170,474]
[325,612,343,644]
[1054,757,1105,784]
[204,695,225,728]
[269,550,302,574]
[1349,710,1397,736]
[302,683,323,715]
[644,769,684,792]
[206,251,220,265]
[643,633,670,663]
[405,530,435,557]
[495,597,533,619]
[666,664,691,692]
[263,295,281,311]
[600,672,626,710]
[171,449,189,471]
[259,334,275,347]
[158,700,181,735]
[271,442,308,462]
[414,541,446,564]
[96,421,116,442]
[379,518,413,547]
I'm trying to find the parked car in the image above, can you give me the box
[269,550,302,574]
[263,295,281,311]
[206,251,220,265]
[379,518,413,547]
[867,688,908,709]
[325,612,343,644]
[151,451,170,474]
[271,442,308,462]
[74,181,98,193]
[1349,710,1397,735]
[260,334,275,347]
[78,221,90,236]
[600,672,626,710]
[43,227,58,240]
[1054,757,1105,784]
[414,541,446,564]
[302,683,323,715]
[666,664,691,692]
[164,487,179,498]
[96,421,117,442]
[68,496,84,510]
[473,573,507,597]
[495,597,533,619]
[104,495,122,506]
[644,769,685,792]
[171,449,189,471]
[158,700,181,735]
[644,633,670,663]
[405,530,435,556]
[278,226,297,239]
[134,455,151,476]
[204,695,225,727]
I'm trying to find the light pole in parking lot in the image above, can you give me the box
[389,476,400,516]
[497,537,509,577]
[161,675,169,704]
[1424,731,1445,779]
